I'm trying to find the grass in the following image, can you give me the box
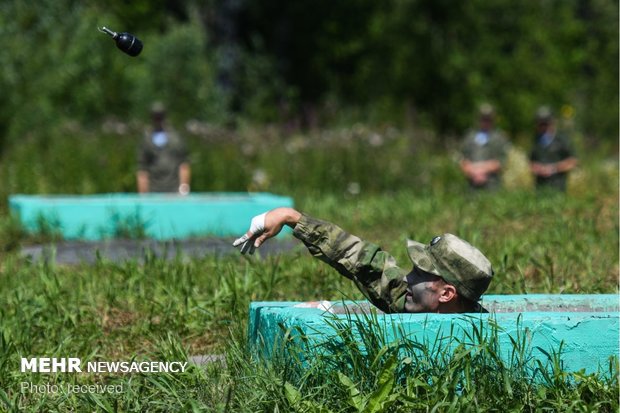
[235,311,619,412]
[0,124,618,411]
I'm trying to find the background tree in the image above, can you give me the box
[0,0,616,143]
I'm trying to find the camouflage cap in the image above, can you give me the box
[150,101,167,114]
[407,234,493,301]
[478,103,495,119]
[535,106,553,123]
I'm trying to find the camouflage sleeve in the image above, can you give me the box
[293,214,409,313]
[460,132,474,159]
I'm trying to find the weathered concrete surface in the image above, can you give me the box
[249,295,619,376]
[10,192,293,240]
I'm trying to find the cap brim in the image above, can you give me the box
[406,239,441,276]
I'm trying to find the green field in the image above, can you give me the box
[0,127,618,412]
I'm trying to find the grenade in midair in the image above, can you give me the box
[99,27,143,57]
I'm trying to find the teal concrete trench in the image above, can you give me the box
[249,295,619,376]
[9,192,293,240]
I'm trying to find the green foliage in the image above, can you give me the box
[126,20,227,124]
[575,0,620,140]
[0,0,225,147]
[234,45,297,123]
[241,0,618,138]
[0,128,137,197]
[0,1,617,142]
[0,0,106,138]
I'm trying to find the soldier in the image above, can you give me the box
[233,208,494,314]
[529,106,578,192]
[137,102,191,194]
[459,104,511,190]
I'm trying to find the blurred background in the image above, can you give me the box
[0,0,617,200]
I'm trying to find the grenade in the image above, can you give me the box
[99,26,143,57]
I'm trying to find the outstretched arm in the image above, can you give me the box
[233,208,408,313]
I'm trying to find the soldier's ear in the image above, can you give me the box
[438,284,457,303]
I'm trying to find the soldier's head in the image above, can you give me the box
[150,101,167,128]
[535,106,554,133]
[403,234,493,313]
[478,103,495,132]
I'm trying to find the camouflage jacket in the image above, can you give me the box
[529,132,575,191]
[293,214,409,313]
[461,129,510,163]
[138,128,188,193]
[460,129,511,189]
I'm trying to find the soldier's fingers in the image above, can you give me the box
[254,230,276,248]
[232,233,250,247]
[254,234,266,248]
[240,240,253,255]
[248,243,256,255]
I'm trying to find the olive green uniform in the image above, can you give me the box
[138,128,188,193]
[293,214,409,313]
[529,133,574,191]
[460,129,510,190]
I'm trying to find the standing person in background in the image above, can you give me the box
[529,106,578,192]
[137,102,191,195]
[459,104,511,191]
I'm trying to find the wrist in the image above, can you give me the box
[283,208,302,227]
[179,183,190,195]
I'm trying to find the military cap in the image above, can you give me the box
[478,103,495,119]
[150,101,167,114]
[407,234,493,301]
[535,106,553,123]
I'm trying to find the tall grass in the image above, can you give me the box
[227,311,618,412]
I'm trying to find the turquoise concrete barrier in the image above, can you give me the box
[9,192,293,240]
[249,295,619,376]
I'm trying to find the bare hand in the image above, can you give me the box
[470,168,488,185]
[232,208,301,255]
[531,162,556,177]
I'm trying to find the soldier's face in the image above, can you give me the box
[403,268,446,313]
[479,116,493,131]
[536,120,551,134]
[152,113,166,129]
